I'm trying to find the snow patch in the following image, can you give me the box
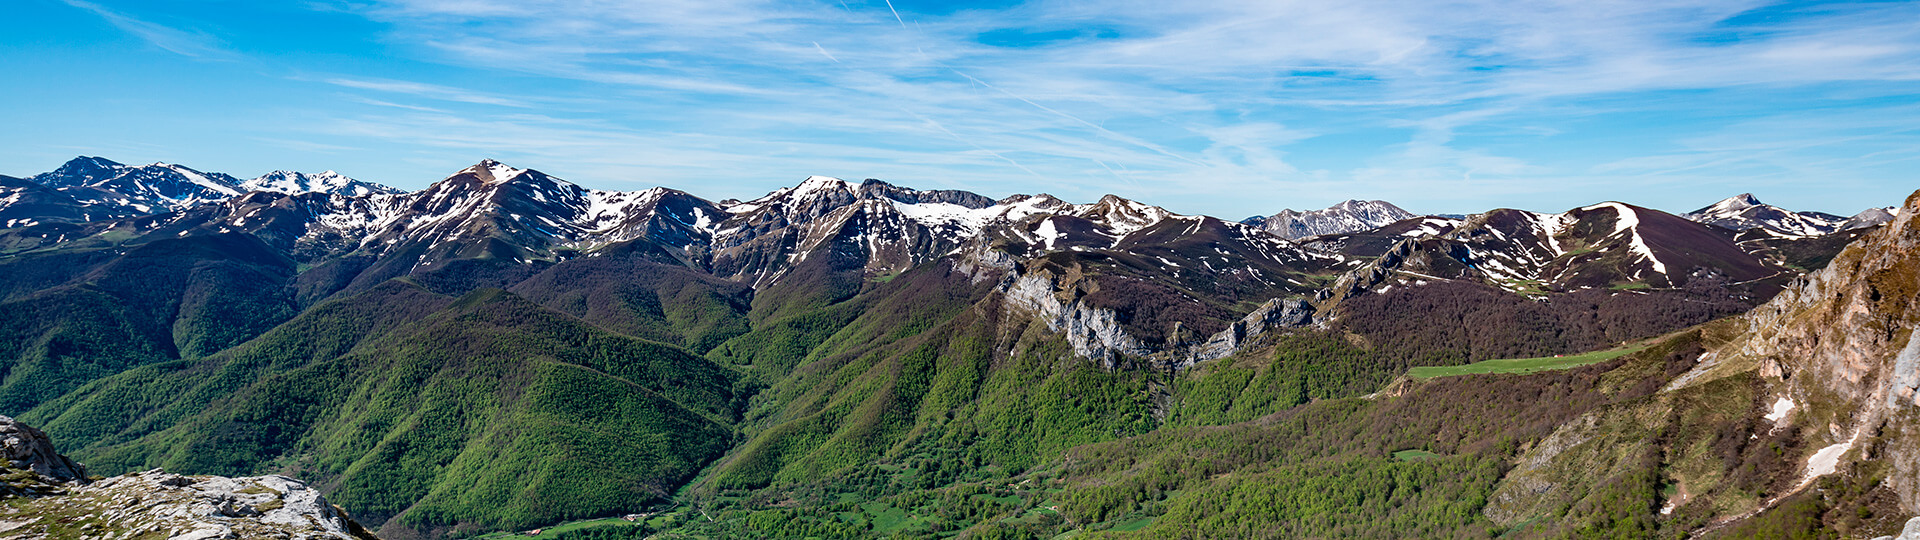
[1581,202,1665,275]
[1803,439,1853,481]
[1764,398,1795,423]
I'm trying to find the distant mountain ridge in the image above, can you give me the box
[1682,192,1894,237]
[10,156,395,226]
[1244,199,1416,240]
[243,169,399,197]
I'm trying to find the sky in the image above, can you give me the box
[2,0,1917,218]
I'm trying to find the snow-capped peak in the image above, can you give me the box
[242,170,396,198]
[1253,199,1414,240]
[1841,206,1899,231]
[771,175,854,203]
[1682,193,1843,237]
[796,175,852,194]
[1076,194,1175,237]
[1702,193,1764,214]
[463,159,526,184]
[151,162,241,196]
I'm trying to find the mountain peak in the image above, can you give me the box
[60,155,124,170]
[1683,193,1843,236]
[461,159,525,184]
[1256,199,1413,240]
[38,156,128,187]
[794,175,852,195]
[242,170,396,197]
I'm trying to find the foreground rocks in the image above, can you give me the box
[0,416,378,539]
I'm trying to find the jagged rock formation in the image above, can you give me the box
[1,416,86,485]
[0,416,377,539]
[4,470,382,540]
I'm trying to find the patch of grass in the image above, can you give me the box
[1392,450,1443,461]
[861,501,920,533]
[1609,282,1652,291]
[1109,517,1155,532]
[471,517,645,539]
[1406,344,1648,379]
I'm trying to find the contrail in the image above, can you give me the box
[813,42,840,63]
[1094,159,1127,183]
[945,68,1207,167]
[881,0,907,28]
[900,107,1046,179]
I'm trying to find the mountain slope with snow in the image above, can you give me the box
[30,157,244,217]
[1247,199,1416,240]
[242,170,398,197]
[1681,193,1849,237]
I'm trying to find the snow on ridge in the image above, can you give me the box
[152,163,241,196]
[1076,195,1176,238]
[1402,217,1464,238]
[887,198,995,235]
[1581,202,1665,275]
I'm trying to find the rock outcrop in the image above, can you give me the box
[1685,189,1920,512]
[0,416,378,539]
[0,415,87,485]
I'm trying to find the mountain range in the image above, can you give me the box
[1683,192,1897,237]
[0,155,1914,539]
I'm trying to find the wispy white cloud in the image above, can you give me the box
[308,0,1920,215]
[62,0,239,60]
[324,77,533,107]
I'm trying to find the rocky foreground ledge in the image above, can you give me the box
[0,415,379,539]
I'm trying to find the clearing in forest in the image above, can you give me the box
[1405,344,1649,379]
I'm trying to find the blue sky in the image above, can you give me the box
[3,0,1917,217]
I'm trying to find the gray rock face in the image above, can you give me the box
[1170,298,1315,368]
[1003,273,1155,368]
[0,415,87,483]
[1001,268,1315,370]
[1686,190,1920,514]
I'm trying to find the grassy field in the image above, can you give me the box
[471,516,650,539]
[1392,449,1443,461]
[1405,344,1648,379]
